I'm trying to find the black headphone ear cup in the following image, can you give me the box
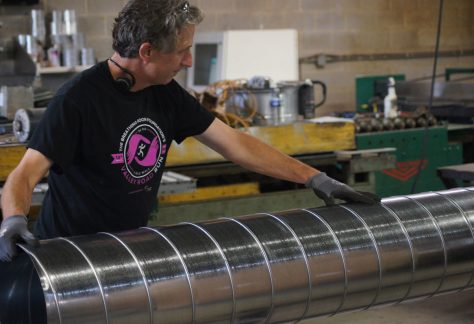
[108,57,136,92]
[115,77,133,92]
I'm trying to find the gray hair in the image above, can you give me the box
[112,0,203,57]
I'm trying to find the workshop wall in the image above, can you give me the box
[1,0,473,114]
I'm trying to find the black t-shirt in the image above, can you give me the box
[29,61,214,239]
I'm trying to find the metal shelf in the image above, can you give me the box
[38,65,91,74]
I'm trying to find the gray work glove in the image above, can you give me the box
[306,172,380,206]
[0,215,39,262]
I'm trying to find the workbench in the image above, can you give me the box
[437,163,474,188]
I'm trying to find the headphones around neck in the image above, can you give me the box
[108,57,136,92]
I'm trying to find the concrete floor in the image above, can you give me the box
[301,289,474,324]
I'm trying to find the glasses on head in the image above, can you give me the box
[180,1,190,15]
[164,1,190,31]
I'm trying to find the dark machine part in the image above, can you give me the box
[354,113,437,134]
[404,117,417,128]
[393,117,406,130]
[2,187,474,323]
[369,117,383,132]
[298,79,327,119]
[382,118,395,131]
[0,38,36,87]
[13,107,46,143]
[396,81,474,120]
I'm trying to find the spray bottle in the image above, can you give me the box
[384,77,398,118]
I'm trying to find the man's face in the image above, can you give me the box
[146,24,195,85]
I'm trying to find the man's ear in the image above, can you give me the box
[138,42,153,61]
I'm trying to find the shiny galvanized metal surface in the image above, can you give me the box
[1,187,474,324]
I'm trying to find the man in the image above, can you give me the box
[0,0,378,262]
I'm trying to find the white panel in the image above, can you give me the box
[186,29,299,91]
[223,29,299,83]
[187,32,224,91]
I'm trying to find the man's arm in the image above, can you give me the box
[195,118,319,184]
[1,148,52,218]
[0,148,50,261]
[195,119,380,206]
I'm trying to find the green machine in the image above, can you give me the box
[356,126,463,198]
[355,74,405,112]
[445,67,474,81]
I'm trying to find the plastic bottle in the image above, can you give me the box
[384,77,398,118]
[269,88,281,125]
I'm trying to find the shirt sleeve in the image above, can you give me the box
[172,83,215,144]
[28,94,82,172]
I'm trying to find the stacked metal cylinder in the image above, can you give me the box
[1,187,474,323]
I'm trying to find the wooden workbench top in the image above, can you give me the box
[167,121,355,166]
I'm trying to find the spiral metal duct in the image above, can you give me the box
[1,187,474,323]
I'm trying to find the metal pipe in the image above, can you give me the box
[1,187,474,323]
[299,50,474,68]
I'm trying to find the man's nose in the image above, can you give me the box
[182,51,192,68]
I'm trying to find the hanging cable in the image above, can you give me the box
[411,0,444,194]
